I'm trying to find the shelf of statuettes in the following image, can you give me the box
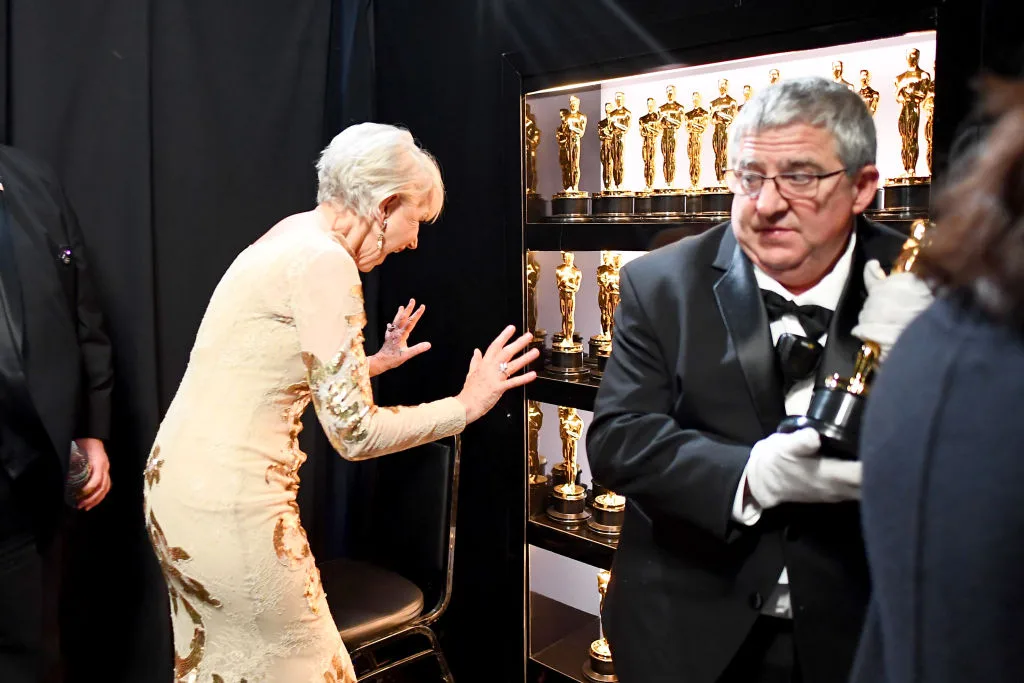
[529,592,603,683]
[527,203,928,252]
[528,185,930,225]
[526,207,928,254]
[524,39,937,236]
[526,397,620,569]
[528,505,617,571]
[526,218,718,252]
[527,372,599,412]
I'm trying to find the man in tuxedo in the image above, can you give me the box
[587,77,931,683]
[0,145,113,682]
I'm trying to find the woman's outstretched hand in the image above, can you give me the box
[456,325,540,423]
[369,298,431,376]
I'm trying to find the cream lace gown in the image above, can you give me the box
[143,222,466,683]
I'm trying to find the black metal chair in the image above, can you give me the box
[318,434,461,682]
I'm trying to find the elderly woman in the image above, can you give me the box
[142,123,538,682]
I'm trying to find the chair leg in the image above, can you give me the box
[351,650,379,674]
[351,627,453,683]
[351,647,383,682]
[409,626,453,682]
[434,649,454,683]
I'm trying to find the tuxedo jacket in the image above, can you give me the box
[0,145,112,484]
[587,218,904,683]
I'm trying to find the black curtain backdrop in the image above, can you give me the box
[1,2,332,681]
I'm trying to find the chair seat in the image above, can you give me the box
[319,558,425,647]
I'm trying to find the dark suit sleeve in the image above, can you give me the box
[58,184,113,440]
[587,266,750,541]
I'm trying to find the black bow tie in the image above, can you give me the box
[761,290,833,341]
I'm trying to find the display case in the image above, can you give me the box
[501,4,973,682]
[526,32,937,229]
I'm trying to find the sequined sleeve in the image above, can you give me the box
[292,244,466,461]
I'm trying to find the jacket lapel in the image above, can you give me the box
[817,216,908,385]
[712,225,786,436]
[0,191,26,360]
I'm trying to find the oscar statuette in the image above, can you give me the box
[876,49,933,216]
[923,63,935,176]
[526,250,547,371]
[598,103,615,196]
[704,79,738,215]
[650,85,688,216]
[552,95,591,218]
[686,91,709,190]
[547,407,590,524]
[594,92,635,217]
[831,60,856,91]
[527,400,550,516]
[859,69,880,116]
[738,84,753,112]
[777,220,931,457]
[524,102,545,220]
[583,570,617,682]
[546,251,589,377]
[588,251,622,378]
[635,96,661,214]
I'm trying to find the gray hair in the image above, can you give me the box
[728,76,876,173]
[316,122,444,221]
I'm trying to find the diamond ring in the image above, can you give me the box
[499,361,510,377]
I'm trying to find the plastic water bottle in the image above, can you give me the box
[65,442,92,507]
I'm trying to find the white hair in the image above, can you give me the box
[728,76,877,173]
[316,122,444,221]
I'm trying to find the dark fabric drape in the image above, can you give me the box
[4,4,165,681]
[370,3,518,678]
[1,2,332,681]
[150,3,331,406]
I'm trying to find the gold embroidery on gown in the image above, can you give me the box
[324,651,347,682]
[267,382,327,616]
[143,223,465,682]
[145,448,223,683]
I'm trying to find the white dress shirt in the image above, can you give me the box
[731,232,857,589]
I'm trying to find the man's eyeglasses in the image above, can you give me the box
[725,168,848,199]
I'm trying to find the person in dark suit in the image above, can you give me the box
[0,144,114,682]
[586,77,931,683]
[852,77,1024,683]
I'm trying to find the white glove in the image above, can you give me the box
[851,259,933,361]
[745,428,862,509]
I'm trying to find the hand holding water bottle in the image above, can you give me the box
[66,438,111,510]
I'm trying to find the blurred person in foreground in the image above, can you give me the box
[853,76,1024,683]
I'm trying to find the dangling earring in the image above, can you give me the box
[376,218,387,252]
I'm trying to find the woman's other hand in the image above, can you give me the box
[456,326,539,423]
